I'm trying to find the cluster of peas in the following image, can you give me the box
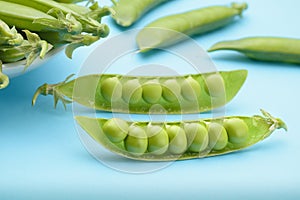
[102,117,249,156]
[99,74,225,104]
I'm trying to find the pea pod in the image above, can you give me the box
[0,61,9,89]
[60,2,113,22]
[137,2,247,52]
[75,110,287,161]
[5,0,109,37]
[208,37,300,64]
[0,1,82,34]
[32,70,247,114]
[0,30,52,68]
[111,0,169,27]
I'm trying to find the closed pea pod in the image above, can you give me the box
[32,70,247,114]
[111,0,169,27]
[137,2,247,52]
[208,37,300,64]
[75,110,287,161]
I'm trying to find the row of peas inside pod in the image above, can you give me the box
[32,70,247,114]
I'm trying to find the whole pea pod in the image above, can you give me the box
[60,2,113,23]
[75,110,287,161]
[5,0,109,37]
[137,2,247,52]
[208,37,300,65]
[32,70,247,114]
[111,0,169,27]
[0,30,52,68]
[0,1,82,34]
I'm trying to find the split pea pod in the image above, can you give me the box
[137,2,247,52]
[32,70,247,114]
[208,37,300,64]
[5,0,109,37]
[111,0,169,27]
[75,110,287,161]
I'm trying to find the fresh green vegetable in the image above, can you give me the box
[75,110,287,161]
[111,0,168,27]
[0,61,9,89]
[32,70,247,114]
[60,2,113,22]
[0,1,82,34]
[0,30,52,67]
[137,2,247,52]
[208,37,300,64]
[5,0,109,37]
[0,19,23,46]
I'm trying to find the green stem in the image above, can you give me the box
[32,74,74,109]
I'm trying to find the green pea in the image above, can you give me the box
[184,123,208,153]
[208,122,228,150]
[122,79,142,103]
[101,77,122,102]
[146,124,169,155]
[142,80,162,104]
[208,37,300,64]
[181,76,201,101]
[162,79,181,102]
[102,118,129,143]
[224,118,249,144]
[124,125,148,155]
[204,74,225,97]
[167,125,187,154]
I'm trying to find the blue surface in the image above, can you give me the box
[1,0,300,199]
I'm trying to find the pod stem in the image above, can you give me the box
[231,2,248,16]
[33,8,83,34]
[260,109,288,132]
[0,61,9,89]
[22,30,53,69]
[32,74,75,109]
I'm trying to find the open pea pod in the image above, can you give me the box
[32,69,247,114]
[75,110,287,161]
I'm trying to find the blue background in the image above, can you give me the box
[1,0,300,199]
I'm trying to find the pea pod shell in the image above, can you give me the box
[112,0,168,27]
[208,37,300,64]
[75,110,287,161]
[32,70,248,114]
[137,2,247,52]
